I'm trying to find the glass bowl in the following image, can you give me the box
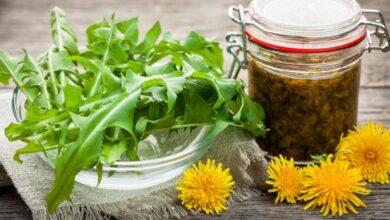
[12,88,216,190]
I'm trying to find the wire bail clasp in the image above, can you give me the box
[226,5,249,79]
[362,9,390,53]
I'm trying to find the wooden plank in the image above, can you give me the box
[0,0,250,57]
[359,88,390,109]
[0,186,31,220]
[1,182,390,220]
[0,165,10,187]
[359,111,390,127]
[190,182,390,220]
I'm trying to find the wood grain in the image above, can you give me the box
[0,186,31,220]
[0,165,10,187]
[0,0,389,219]
[188,183,390,220]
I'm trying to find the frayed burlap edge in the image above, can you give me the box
[32,185,263,220]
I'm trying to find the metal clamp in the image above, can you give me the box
[226,5,248,79]
[362,9,390,53]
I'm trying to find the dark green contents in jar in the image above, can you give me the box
[248,58,361,161]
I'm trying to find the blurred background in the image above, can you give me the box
[0,0,389,125]
[0,0,251,59]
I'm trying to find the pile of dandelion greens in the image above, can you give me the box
[0,7,267,213]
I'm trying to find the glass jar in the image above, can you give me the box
[227,0,390,161]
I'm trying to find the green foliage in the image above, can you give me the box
[0,7,268,213]
[51,7,79,55]
[311,153,329,165]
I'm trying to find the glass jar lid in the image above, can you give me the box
[245,0,367,53]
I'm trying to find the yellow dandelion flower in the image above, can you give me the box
[176,159,235,215]
[266,155,304,204]
[336,121,390,184]
[300,155,370,216]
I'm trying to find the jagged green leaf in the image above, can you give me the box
[50,7,79,54]
[46,90,141,212]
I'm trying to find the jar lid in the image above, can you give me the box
[245,0,367,53]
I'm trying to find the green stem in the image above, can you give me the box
[78,93,121,112]
[88,18,116,97]
[48,47,59,96]
[53,9,65,51]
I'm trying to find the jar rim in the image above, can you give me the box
[246,30,367,53]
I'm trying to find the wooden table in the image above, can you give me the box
[0,0,389,219]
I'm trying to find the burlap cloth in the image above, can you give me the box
[0,91,268,219]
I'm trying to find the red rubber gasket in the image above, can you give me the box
[246,31,366,53]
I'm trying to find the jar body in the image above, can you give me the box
[248,44,363,161]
